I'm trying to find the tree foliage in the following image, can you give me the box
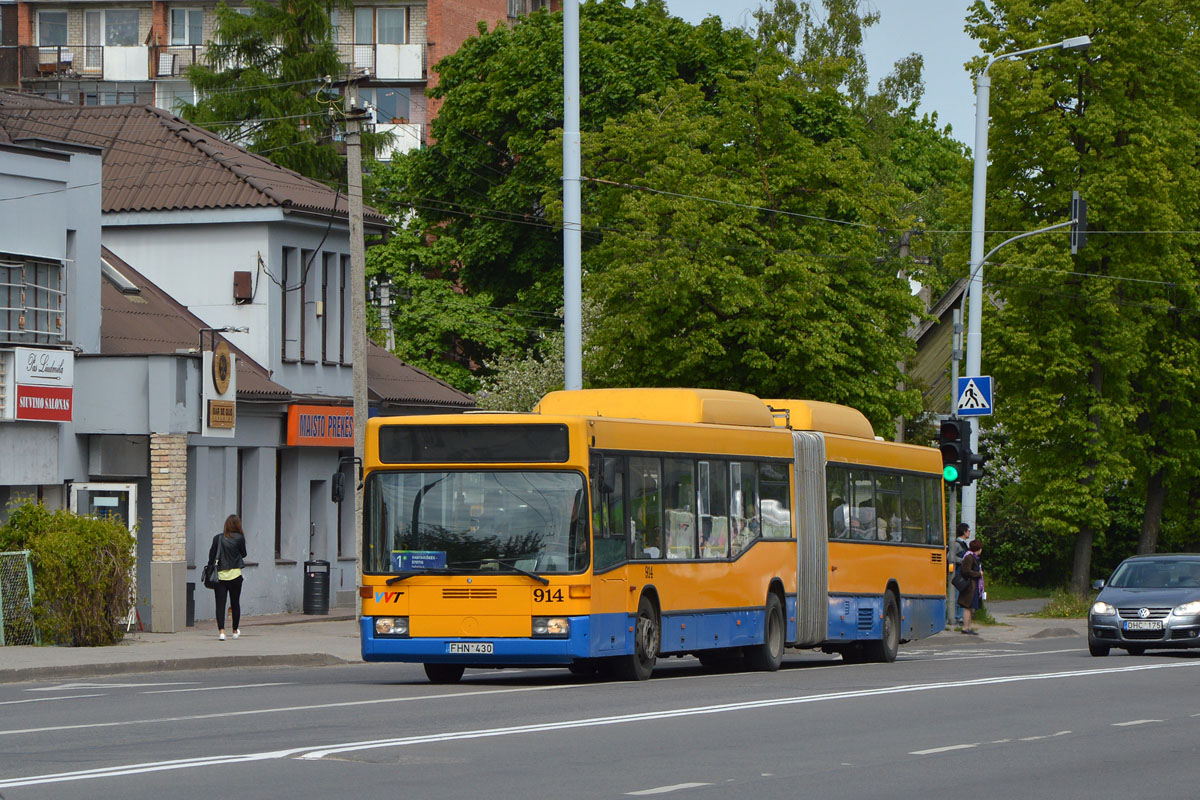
[0,502,136,647]
[965,0,1200,591]
[180,0,385,185]
[373,0,967,431]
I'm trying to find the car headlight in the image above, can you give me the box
[532,616,570,637]
[375,616,409,636]
[1091,601,1116,616]
[1173,600,1200,616]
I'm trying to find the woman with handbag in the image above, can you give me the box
[207,514,248,641]
[957,539,983,635]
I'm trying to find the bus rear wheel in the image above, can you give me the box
[745,593,784,671]
[615,595,659,681]
[423,663,465,684]
[865,592,900,663]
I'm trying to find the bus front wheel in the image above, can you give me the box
[745,593,784,671]
[616,595,659,681]
[424,663,465,684]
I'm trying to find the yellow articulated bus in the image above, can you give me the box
[358,388,947,683]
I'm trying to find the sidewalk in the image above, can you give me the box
[0,600,1086,684]
[0,610,363,684]
[931,598,1088,644]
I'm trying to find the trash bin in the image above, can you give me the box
[303,560,330,615]
[186,581,195,627]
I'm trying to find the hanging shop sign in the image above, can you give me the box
[13,348,74,422]
[286,404,354,447]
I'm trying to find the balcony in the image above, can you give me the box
[7,45,149,82]
[375,122,422,160]
[338,42,424,81]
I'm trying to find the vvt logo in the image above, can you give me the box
[374,591,402,603]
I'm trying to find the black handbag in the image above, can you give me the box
[202,563,221,589]
[952,566,971,592]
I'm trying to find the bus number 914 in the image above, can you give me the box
[533,588,564,603]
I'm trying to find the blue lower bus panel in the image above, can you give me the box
[362,615,598,665]
[826,595,946,642]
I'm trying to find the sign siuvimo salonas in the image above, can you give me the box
[14,348,74,422]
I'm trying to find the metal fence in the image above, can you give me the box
[0,550,38,646]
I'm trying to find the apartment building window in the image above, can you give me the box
[355,7,406,44]
[0,257,66,345]
[104,9,139,46]
[301,248,315,363]
[281,247,300,362]
[361,87,409,123]
[170,9,203,45]
[37,11,68,46]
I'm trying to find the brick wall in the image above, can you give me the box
[150,432,187,563]
[425,0,508,125]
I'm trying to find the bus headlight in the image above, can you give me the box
[375,617,409,636]
[532,617,570,637]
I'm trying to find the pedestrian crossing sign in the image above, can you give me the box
[956,375,992,416]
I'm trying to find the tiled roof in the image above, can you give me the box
[368,341,474,409]
[100,247,291,400]
[0,92,387,225]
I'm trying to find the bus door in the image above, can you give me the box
[590,455,628,654]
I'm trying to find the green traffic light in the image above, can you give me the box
[943,464,960,483]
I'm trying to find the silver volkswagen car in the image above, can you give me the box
[1089,554,1200,656]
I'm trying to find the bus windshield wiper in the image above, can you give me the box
[481,559,550,585]
[386,567,458,585]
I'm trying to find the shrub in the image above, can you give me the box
[0,501,136,646]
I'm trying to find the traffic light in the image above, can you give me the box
[938,418,967,485]
[961,446,987,488]
[937,417,988,487]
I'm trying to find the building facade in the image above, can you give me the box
[0,93,474,632]
[0,0,557,158]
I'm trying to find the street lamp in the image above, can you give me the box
[960,34,1091,535]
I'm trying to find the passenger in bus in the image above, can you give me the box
[830,497,852,538]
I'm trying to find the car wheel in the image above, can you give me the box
[1088,640,1110,657]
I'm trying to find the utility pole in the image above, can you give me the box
[345,81,368,614]
[562,0,581,390]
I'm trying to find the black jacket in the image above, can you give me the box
[209,532,247,571]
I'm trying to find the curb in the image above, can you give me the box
[0,653,353,685]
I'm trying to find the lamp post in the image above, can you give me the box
[960,35,1091,536]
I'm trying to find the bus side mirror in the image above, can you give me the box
[331,472,345,504]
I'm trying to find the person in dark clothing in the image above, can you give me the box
[957,539,983,635]
[208,514,248,641]
[952,523,971,625]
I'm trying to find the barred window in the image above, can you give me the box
[0,257,66,345]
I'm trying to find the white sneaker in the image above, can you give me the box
[232,630,240,639]
[219,632,226,641]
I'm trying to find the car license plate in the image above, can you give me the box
[1123,620,1163,631]
[447,642,493,654]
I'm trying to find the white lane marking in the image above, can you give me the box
[0,683,598,737]
[627,783,713,795]
[141,683,291,695]
[0,694,106,706]
[910,743,978,755]
[26,682,196,692]
[298,661,1200,760]
[3,659,1194,790]
[1019,731,1071,741]
[1113,719,1162,727]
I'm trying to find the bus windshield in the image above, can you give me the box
[364,470,588,575]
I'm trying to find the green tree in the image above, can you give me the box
[180,0,384,184]
[966,0,1200,592]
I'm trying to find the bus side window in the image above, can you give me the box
[731,461,758,555]
[827,465,850,539]
[630,457,662,559]
[874,472,900,542]
[900,473,926,544]
[759,461,791,539]
[924,477,944,545]
[591,456,627,570]
[699,460,730,559]
[664,458,696,559]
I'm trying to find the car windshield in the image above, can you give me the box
[364,470,588,575]
[1108,559,1200,589]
